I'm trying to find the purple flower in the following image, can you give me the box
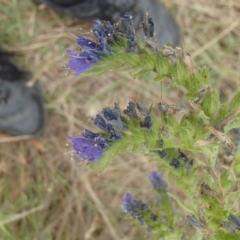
[66,50,95,76]
[95,136,109,149]
[149,170,167,192]
[66,20,113,76]
[115,13,140,53]
[102,103,124,129]
[82,129,99,140]
[123,101,137,119]
[94,114,121,140]
[107,124,122,140]
[77,36,98,52]
[122,193,158,227]
[69,137,103,162]
[122,193,148,225]
[92,20,111,54]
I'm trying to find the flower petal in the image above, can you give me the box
[84,146,103,162]
[77,36,97,49]
[68,55,93,76]
[149,170,167,192]
[69,137,95,153]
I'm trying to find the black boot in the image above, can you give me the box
[0,50,46,136]
[37,0,180,46]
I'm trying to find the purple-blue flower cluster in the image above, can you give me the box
[149,170,167,192]
[69,103,122,162]
[122,193,158,225]
[123,101,153,131]
[122,171,166,227]
[66,20,113,76]
[156,145,193,172]
[69,100,154,162]
[66,12,144,75]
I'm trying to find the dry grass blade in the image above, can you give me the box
[0,204,46,226]
[192,18,240,58]
[0,134,32,143]
[82,173,122,240]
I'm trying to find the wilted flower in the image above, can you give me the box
[157,149,168,159]
[92,19,112,54]
[114,12,134,38]
[229,214,240,231]
[140,116,153,130]
[136,101,150,117]
[222,214,240,233]
[140,12,155,38]
[123,101,137,119]
[149,170,167,192]
[158,102,169,117]
[114,12,140,53]
[186,215,205,229]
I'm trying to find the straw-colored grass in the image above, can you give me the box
[0,0,239,239]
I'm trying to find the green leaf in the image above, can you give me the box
[121,53,141,68]
[202,89,220,118]
[133,69,150,78]
[200,144,220,167]
[172,59,191,87]
[228,91,240,112]
[131,142,140,153]
[155,54,171,81]
[214,104,229,123]
[224,115,240,132]
[140,53,157,71]
[197,110,210,120]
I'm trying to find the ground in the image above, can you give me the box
[0,0,239,239]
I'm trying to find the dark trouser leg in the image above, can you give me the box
[48,0,84,6]
[0,50,46,136]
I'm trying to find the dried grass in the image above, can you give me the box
[0,0,239,239]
